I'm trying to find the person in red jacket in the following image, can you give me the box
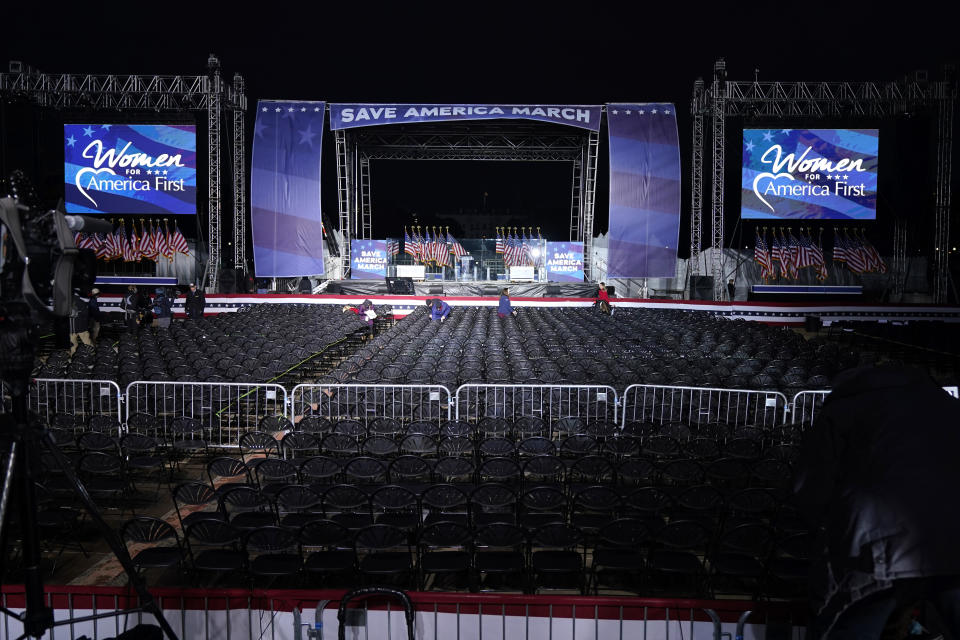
[596,282,611,315]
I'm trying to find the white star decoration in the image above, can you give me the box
[275,107,281,112]
[262,107,268,112]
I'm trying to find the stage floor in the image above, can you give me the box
[328,280,597,298]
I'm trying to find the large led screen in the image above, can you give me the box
[741,128,878,220]
[64,124,197,215]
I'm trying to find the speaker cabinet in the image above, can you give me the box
[545,285,561,296]
[218,268,237,293]
[690,276,714,301]
[385,277,415,295]
[427,285,443,295]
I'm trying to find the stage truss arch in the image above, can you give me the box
[331,119,601,280]
[691,59,957,302]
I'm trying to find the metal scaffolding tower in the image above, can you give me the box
[358,156,372,240]
[935,84,955,303]
[334,129,352,277]
[689,78,706,276]
[581,130,600,281]
[232,73,248,272]
[206,56,222,291]
[0,56,247,292]
[691,59,957,302]
[709,60,727,300]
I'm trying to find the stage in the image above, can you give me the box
[326,280,598,298]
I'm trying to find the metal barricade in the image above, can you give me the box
[621,384,789,428]
[0,585,808,640]
[290,384,453,425]
[125,381,289,446]
[790,390,832,427]
[29,378,123,429]
[455,384,619,424]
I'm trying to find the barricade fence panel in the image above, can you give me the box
[0,586,809,640]
[455,384,619,425]
[790,390,832,427]
[125,381,289,446]
[290,384,453,425]
[29,378,123,430]
[621,384,789,428]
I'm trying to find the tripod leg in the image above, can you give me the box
[41,432,180,640]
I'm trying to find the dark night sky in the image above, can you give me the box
[2,8,956,258]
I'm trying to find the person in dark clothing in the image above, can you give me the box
[184,283,206,319]
[121,285,142,330]
[87,288,103,342]
[152,287,173,328]
[429,298,451,322]
[793,366,960,639]
[298,276,313,293]
[69,293,92,354]
[727,278,736,301]
[497,288,515,318]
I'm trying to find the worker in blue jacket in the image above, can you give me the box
[429,298,451,322]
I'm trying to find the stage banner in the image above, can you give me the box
[545,241,584,282]
[64,124,197,215]
[250,101,326,277]
[606,103,681,278]
[330,104,602,132]
[350,239,388,279]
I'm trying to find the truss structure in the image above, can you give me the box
[232,73,248,272]
[691,59,957,302]
[0,57,246,291]
[335,122,599,278]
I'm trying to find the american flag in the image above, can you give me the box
[404,230,416,260]
[754,231,773,280]
[832,229,848,263]
[495,229,504,254]
[141,221,158,260]
[433,232,448,267]
[787,230,802,276]
[170,222,190,255]
[448,231,467,259]
[96,232,113,259]
[843,231,867,274]
[861,232,887,273]
[506,232,523,268]
[521,232,531,266]
[157,222,173,261]
[769,233,783,278]
[387,238,399,257]
[797,229,827,280]
[422,230,433,263]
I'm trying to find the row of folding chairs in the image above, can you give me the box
[124,515,811,597]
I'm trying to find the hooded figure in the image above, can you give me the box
[794,366,960,638]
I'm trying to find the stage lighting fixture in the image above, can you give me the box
[530,248,541,258]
